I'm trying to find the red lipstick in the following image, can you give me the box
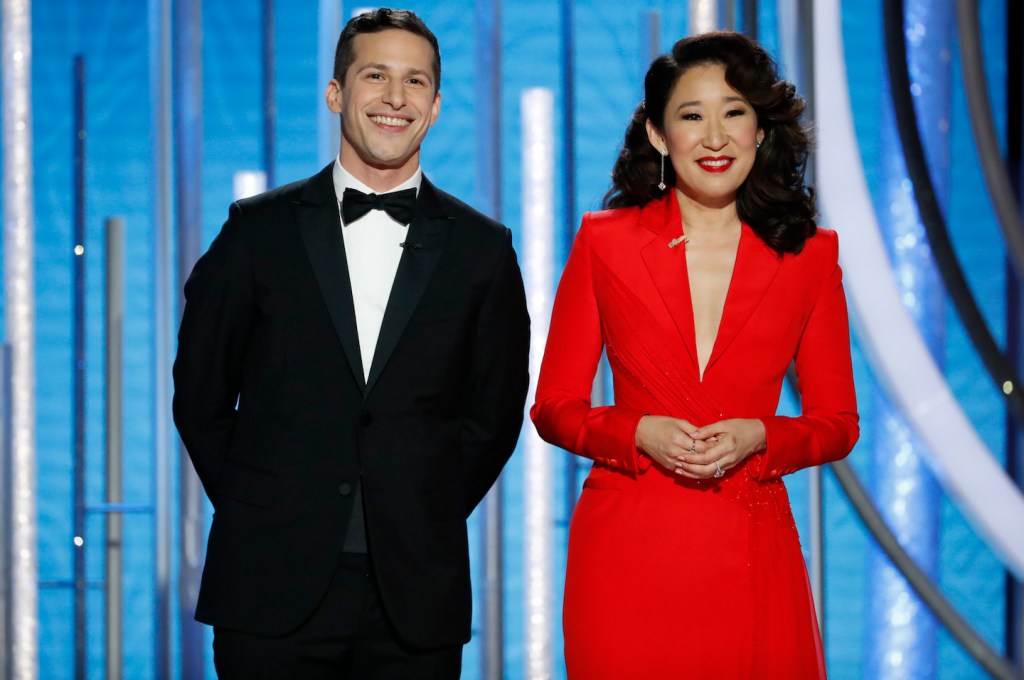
[696,156,734,173]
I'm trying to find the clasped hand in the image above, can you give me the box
[634,415,767,480]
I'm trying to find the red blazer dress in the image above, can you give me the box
[531,193,859,679]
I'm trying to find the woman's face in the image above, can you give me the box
[646,62,763,209]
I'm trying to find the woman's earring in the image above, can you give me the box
[756,140,762,149]
[658,150,667,191]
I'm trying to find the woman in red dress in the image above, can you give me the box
[531,32,858,679]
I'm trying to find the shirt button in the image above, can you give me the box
[338,483,353,496]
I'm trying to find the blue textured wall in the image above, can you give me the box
[23,1,1009,678]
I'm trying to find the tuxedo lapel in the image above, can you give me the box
[294,164,366,393]
[365,178,452,395]
[639,195,700,377]
[705,223,781,372]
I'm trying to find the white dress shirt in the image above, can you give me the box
[333,158,422,382]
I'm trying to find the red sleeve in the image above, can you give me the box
[530,215,648,477]
[748,229,860,480]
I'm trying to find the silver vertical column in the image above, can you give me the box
[777,0,804,84]
[105,217,125,680]
[777,0,827,633]
[318,0,342,167]
[522,87,555,680]
[102,216,124,680]
[174,0,206,676]
[1,1,36,677]
[0,344,12,680]
[148,0,174,676]
[799,0,826,637]
[689,0,728,33]
[475,0,504,676]
[646,10,661,64]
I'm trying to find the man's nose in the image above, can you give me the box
[382,80,405,108]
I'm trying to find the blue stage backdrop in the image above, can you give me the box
[19,0,1010,678]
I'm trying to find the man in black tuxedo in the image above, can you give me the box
[172,8,530,677]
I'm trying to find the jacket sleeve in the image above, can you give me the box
[459,229,532,515]
[172,202,254,501]
[530,216,648,477]
[749,229,860,481]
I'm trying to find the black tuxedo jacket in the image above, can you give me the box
[172,164,530,648]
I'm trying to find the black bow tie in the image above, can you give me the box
[341,187,417,226]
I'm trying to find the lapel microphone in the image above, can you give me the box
[400,241,423,249]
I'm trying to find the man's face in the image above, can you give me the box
[327,29,441,185]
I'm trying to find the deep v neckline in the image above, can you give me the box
[639,194,783,386]
[684,225,742,382]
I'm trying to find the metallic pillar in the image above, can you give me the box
[776,0,803,84]
[866,2,953,677]
[689,0,725,34]
[1,0,36,677]
[797,7,823,633]
[475,0,504,676]
[147,0,174,676]
[778,0,826,634]
[646,10,661,64]
[318,0,342,167]
[105,217,125,680]
[174,0,206,676]
[522,87,556,680]
[0,344,12,680]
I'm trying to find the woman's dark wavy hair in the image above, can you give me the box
[603,31,815,255]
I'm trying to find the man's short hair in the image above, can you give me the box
[333,8,441,92]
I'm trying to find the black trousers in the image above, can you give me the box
[213,553,463,679]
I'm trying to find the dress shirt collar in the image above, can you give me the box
[332,156,422,205]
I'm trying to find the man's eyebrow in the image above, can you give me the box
[356,63,433,82]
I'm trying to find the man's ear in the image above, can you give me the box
[325,79,343,114]
[428,91,441,127]
[645,118,666,155]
